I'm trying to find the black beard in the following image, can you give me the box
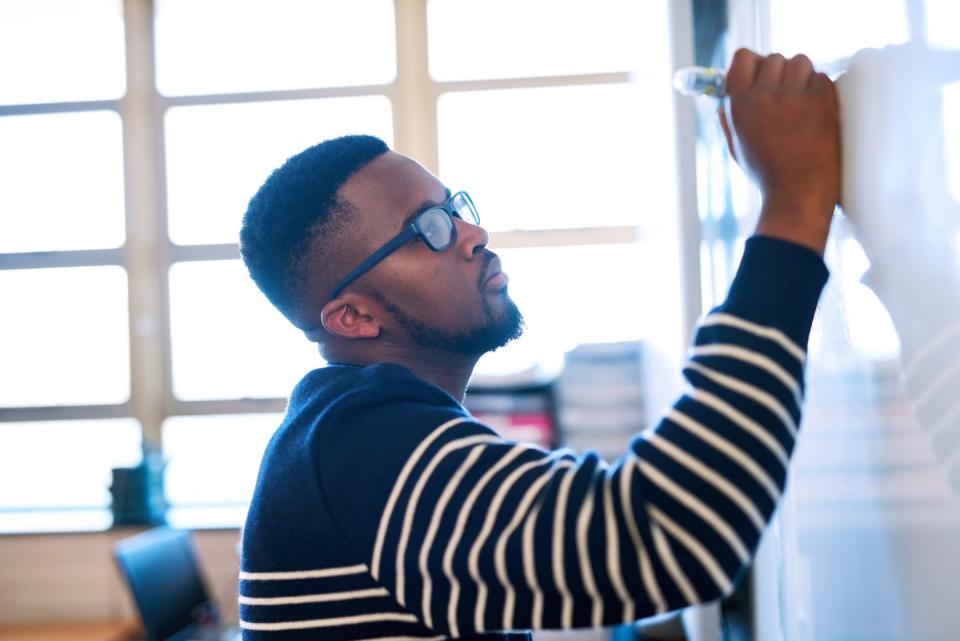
[372,288,524,356]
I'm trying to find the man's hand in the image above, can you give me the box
[719,48,840,255]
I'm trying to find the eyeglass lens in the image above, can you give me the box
[452,192,480,224]
[416,208,455,250]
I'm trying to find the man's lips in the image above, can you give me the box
[483,256,509,289]
[486,272,509,289]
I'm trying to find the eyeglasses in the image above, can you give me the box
[328,190,480,301]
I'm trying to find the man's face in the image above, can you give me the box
[336,151,523,355]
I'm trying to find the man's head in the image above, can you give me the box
[240,135,523,359]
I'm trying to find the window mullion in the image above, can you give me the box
[391,0,438,172]
[121,0,170,448]
[667,0,703,343]
[0,248,124,270]
[434,71,632,94]
[0,100,121,117]
[160,84,393,109]
[489,225,643,249]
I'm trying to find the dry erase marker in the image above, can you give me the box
[674,60,849,98]
[673,66,727,98]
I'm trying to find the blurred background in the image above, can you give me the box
[0,1,958,640]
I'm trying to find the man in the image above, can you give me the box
[237,49,838,640]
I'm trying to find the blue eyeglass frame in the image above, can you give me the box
[328,190,479,301]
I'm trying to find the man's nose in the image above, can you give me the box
[455,217,490,258]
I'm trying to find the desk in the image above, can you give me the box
[0,619,138,641]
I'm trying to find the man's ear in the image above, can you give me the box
[320,297,381,339]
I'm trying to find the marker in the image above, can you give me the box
[673,66,727,98]
[673,60,851,99]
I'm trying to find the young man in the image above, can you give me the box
[237,49,839,640]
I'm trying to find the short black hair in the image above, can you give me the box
[240,134,389,328]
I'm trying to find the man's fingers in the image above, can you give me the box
[717,104,737,162]
[783,54,814,88]
[755,53,787,87]
[726,48,761,95]
[808,71,833,92]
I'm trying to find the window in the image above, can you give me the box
[0,111,126,253]
[153,0,396,96]
[0,0,126,105]
[0,266,130,407]
[164,97,393,245]
[0,419,141,533]
[162,414,281,528]
[0,0,696,531]
[168,260,322,400]
[0,0,132,533]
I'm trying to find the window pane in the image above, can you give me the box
[474,239,688,431]
[165,97,393,245]
[163,414,280,507]
[0,111,125,252]
[770,0,908,62]
[927,0,960,47]
[438,83,676,231]
[169,260,322,400]
[0,266,130,406]
[0,419,141,509]
[155,0,396,96]
[0,0,125,105]
[428,0,668,81]
[475,241,677,377]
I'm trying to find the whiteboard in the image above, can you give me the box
[743,1,960,640]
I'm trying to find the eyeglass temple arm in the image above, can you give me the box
[327,227,418,301]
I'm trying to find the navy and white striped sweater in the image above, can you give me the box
[239,236,829,640]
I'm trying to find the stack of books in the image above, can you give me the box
[556,341,646,461]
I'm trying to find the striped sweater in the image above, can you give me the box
[239,236,829,640]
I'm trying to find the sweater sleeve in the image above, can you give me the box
[316,236,829,635]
